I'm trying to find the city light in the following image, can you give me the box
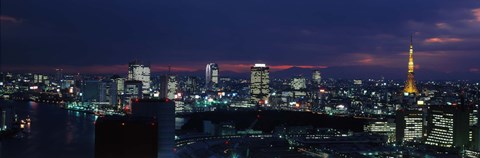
[1,1,480,157]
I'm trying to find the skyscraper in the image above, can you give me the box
[425,105,469,148]
[114,77,126,95]
[205,63,219,89]
[81,80,106,102]
[312,70,321,85]
[404,36,419,94]
[127,60,151,96]
[291,76,307,90]
[250,63,270,104]
[185,76,198,95]
[55,68,64,82]
[167,76,177,99]
[396,109,424,144]
[123,80,143,105]
[159,75,177,99]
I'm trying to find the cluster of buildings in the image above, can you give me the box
[0,37,479,157]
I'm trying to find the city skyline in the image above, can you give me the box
[1,0,480,79]
[2,1,480,158]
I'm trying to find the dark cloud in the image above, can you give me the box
[1,0,480,79]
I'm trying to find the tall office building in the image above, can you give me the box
[167,76,177,99]
[55,68,64,82]
[114,77,126,95]
[404,36,419,94]
[250,63,270,104]
[159,75,177,99]
[291,76,307,90]
[205,63,219,89]
[312,70,321,85]
[185,76,198,95]
[131,99,175,158]
[425,105,469,148]
[396,109,424,144]
[123,80,143,105]
[1,109,5,131]
[127,60,151,96]
[81,80,106,102]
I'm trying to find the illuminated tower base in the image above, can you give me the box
[404,72,418,94]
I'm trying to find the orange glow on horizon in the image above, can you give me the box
[473,8,480,22]
[1,63,328,74]
[424,37,463,44]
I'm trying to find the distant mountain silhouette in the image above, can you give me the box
[153,66,480,80]
[270,66,480,80]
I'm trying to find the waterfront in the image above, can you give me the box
[0,100,96,158]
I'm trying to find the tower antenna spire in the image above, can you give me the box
[410,33,413,46]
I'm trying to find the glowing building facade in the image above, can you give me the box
[159,75,177,99]
[250,63,270,104]
[127,61,151,96]
[167,76,177,99]
[396,109,424,144]
[364,119,396,143]
[425,105,469,148]
[291,76,307,90]
[205,63,219,89]
[312,70,321,85]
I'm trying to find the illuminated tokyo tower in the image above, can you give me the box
[404,35,419,94]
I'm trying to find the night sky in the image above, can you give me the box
[1,0,480,79]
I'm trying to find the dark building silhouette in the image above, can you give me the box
[95,116,158,158]
[131,99,175,158]
[82,80,106,102]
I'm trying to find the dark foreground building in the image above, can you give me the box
[95,98,175,158]
[131,99,175,158]
[95,116,158,158]
[425,105,469,148]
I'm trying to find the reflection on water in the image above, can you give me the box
[1,100,186,158]
[175,117,189,130]
[0,100,96,158]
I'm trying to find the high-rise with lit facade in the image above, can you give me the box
[425,105,469,148]
[127,60,151,96]
[123,80,143,105]
[396,109,424,144]
[364,119,396,143]
[250,63,270,104]
[312,70,321,85]
[185,76,198,95]
[205,63,219,89]
[167,76,177,99]
[159,75,177,99]
[404,36,419,94]
[291,76,307,90]
[114,77,125,95]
